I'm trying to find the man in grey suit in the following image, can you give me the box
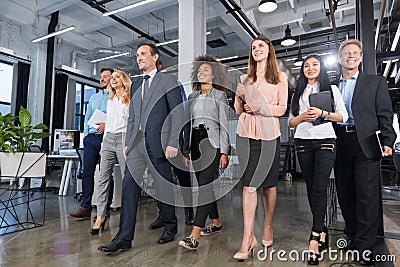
[98,42,183,252]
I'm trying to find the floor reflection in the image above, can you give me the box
[0,181,397,266]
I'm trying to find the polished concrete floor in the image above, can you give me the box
[0,180,399,267]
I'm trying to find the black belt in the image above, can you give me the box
[337,124,356,133]
[88,133,103,137]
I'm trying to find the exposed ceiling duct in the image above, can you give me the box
[81,0,178,57]
[207,28,228,48]
[301,8,331,32]
[217,0,261,38]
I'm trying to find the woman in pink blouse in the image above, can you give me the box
[233,36,288,260]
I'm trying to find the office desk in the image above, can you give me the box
[47,154,79,196]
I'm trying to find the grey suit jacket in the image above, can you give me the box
[183,88,230,155]
[125,72,183,158]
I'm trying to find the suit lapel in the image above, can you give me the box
[142,73,161,112]
[132,79,143,123]
[352,73,364,106]
[131,78,143,98]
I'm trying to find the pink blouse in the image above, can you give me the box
[234,72,288,141]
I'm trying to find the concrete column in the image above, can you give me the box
[29,44,48,126]
[356,0,376,75]
[356,0,382,236]
[178,0,206,96]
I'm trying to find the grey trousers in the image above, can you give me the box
[96,132,126,216]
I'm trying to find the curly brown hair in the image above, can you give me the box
[191,54,227,92]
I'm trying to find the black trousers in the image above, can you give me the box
[81,135,114,211]
[191,128,220,228]
[295,138,336,233]
[334,127,380,251]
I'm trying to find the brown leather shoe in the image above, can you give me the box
[69,208,91,218]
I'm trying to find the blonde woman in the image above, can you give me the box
[90,69,131,235]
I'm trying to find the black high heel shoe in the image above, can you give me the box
[90,217,107,235]
[319,226,329,253]
[308,233,320,265]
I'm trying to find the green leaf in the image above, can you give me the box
[0,107,49,152]
[19,106,31,127]
[32,123,49,130]
[31,132,51,139]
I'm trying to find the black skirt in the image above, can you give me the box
[236,135,280,188]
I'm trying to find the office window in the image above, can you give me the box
[0,61,14,114]
[75,83,98,131]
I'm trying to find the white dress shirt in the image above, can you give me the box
[192,93,207,127]
[289,83,348,139]
[104,95,129,135]
[141,68,157,99]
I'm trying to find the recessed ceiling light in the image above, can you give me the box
[103,0,156,16]
[32,26,75,43]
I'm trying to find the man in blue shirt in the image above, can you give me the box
[69,68,114,219]
[334,39,395,266]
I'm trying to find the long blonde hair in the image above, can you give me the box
[108,69,131,105]
[246,35,280,85]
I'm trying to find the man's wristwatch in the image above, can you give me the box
[324,111,331,121]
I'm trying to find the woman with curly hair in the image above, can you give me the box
[90,69,131,235]
[178,54,230,250]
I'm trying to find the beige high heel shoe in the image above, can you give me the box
[262,230,273,247]
[233,238,258,261]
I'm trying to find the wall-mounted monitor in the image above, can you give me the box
[53,129,80,156]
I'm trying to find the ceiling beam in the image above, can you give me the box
[79,0,177,34]
[217,0,261,38]
[81,0,177,57]
[208,1,253,49]
[0,0,36,25]
[376,51,400,62]
[38,0,81,17]
[255,0,382,37]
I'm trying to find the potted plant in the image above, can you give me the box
[0,107,50,178]
[0,107,50,234]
